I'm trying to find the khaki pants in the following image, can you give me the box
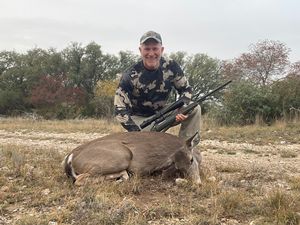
[131,105,201,145]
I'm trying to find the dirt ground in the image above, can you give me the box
[0,128,300,224]
[1,129,299,178]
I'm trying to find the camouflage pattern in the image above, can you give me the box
[140,31,162,44]
[114,57,192,131]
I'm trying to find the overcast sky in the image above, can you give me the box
[1,0,299,62]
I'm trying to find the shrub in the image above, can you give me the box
[212,81,281,125]
[29,75,86,119]
[85,79,118,118]
[271,75,300,121]
[0,89,24,114]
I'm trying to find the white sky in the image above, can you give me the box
[1,0,299,62]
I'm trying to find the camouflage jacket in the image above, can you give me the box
[114,57,192,131]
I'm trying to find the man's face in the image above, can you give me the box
[139,40,164,70]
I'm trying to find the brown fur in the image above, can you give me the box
[63,131,201,184]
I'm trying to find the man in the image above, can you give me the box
[114,31,201,144]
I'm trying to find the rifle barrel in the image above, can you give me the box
[195,80,232,104]
[153,80,232,132]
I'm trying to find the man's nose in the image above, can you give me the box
[148,50,155,56]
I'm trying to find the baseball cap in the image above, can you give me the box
[140,31,162,44]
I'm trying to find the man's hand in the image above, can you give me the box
[175,113,188,122]
[121,121,141,132]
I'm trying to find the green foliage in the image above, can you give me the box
[185,54,224,115]
[185,54,222,100]
[36,103,83,120]
[118,50,139,72]
[0,48,68,115]
[85,95,115,118]
[271,75,300,120]
[83,80,118,118]
[80,42,105,94]
[63,42,122,97]
[212,75,300,125]
[0,89,24,114]
[213,81,280,125]
[169,51,188,69]
[0,42,132,117]
[0,40,298,123]
[0,51,20,74]
[168,52,223,109]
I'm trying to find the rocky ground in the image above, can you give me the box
[0,127,300,224]
[1,129,299,177]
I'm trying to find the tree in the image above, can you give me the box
[222,40,290,86]
[168,52,223,107]
[43,48,67,76]
[63,42,121,97]
[271,74,300,120]
[0,89,24,114]
[88,79,119,117]
[169,51,188,70]
[100,53,120,80]
[118,51,139,73]
[80,42,105,95]
[287,61,300,78]
[0,51,20,75]
[0,48,68,113]
[62,42,85,88]
[30,75,86,107]
[0,51,23,91]
[0,51,39,99]
[215,81,280,125]
[185,54,222,100]
[29,75,86,119]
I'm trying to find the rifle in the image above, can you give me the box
[140,80,232,132]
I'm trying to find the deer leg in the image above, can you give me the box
[162,165,179,180]
[74,170,130,186]
[74,173,92,186]
[104,170,129,181]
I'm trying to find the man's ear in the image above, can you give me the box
[185,132,199,149]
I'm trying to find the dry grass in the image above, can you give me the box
[0,117,300,224]
[201,118,300,145]
[0,117,123,133]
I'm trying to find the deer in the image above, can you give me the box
[63,131,201,186]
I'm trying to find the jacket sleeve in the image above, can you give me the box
[114,75,140,132]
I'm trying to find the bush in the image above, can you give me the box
[0,89,25,114]
[84,96,114,118]
[84,79,118,118]
[29,75,86,119]
[34,104,83,120]
[212,81,280,125]
[271,75,300,121]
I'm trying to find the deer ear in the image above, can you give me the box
[185,132,200,149]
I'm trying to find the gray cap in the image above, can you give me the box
[140,31,162,44]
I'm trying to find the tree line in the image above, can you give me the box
[0,40,299,124]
